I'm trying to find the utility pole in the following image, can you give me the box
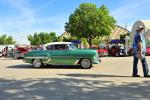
[125,23,127,29]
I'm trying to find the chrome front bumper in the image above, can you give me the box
[92,58,101,64]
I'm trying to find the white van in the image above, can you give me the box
[0,51,2,57]
[0,45,6,57]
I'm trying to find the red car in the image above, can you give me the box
[97,47,108,57]
[127,47,150,56]
[14,47,31,59]
[128,47,133,56]
[146,47,150,56]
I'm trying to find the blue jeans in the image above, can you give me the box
[133,54,149,76]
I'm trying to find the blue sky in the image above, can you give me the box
[0,0,150,44]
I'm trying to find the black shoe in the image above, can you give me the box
[144,75,150,78]
[132,75,140,77]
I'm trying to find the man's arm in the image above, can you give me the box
[137,35,143,59]
[138,41,142,51]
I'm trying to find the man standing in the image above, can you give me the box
[132,26,150,77]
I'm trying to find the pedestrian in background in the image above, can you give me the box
[132,26,150,77]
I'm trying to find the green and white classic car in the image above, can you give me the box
[23,42,100,69]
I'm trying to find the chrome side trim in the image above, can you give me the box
[43,58,52,63]
[25,56,49,59]
[53,56,84,59]
[74,60,79,65]
[23,59,27,63]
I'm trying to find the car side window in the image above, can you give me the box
[111,46,115,49]
[46,45,53,50]
[54,44,66,50]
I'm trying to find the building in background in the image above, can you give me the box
[59,32,71,41]
[109,25,130,40]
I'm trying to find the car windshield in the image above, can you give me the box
[69,44,77,50]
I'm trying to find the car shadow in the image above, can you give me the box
[58,73,132,78]
[6,64,34,69]
[6,64,84,69]
[0,57,22,60]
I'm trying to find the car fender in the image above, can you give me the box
[25,51,52,64]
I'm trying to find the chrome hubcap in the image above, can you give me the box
[81,59,91,68]
[33,59,41,68]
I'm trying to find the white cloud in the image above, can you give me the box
[0,0,62,32]
[0,0,66,44]
[111,0,150,31]
[111,0,150,19]
[0,0,35,32]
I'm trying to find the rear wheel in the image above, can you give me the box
[116,52,119,57]
[14,53,18,59]
[33,59,43,68]
[99,52,104,57]
[124,52,127,56]
[80,59,92,69]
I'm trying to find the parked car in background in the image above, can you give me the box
[108,39,128,57]
[128,47,133,56]
[14,47,31,59]
[0,51,2,57]
[0,45,5,57]
[1,45,15,57]
[97,47,108,57]
[91,44,108,57]
[125,47,150,56]
[146,47,150,56]
[24,42,100,69]
[108,46,128,56]
[7,47,14,57]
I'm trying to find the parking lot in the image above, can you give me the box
[0,56,150,100]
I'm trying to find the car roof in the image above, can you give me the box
[42,42,73,50]
[45,42,72,45]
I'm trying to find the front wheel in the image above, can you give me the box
[116,52,119,57]
[80,59,92,69]
[99,52,104,57]
[33,59,43,68]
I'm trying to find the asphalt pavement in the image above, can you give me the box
[0,56,150,100]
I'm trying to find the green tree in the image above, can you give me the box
[92,37,102,46]
[49,32,57,42]
[28,32,57,45]
[0,34,16,45]
[6,36,16,44]
[81,38,89,48]
[65,3,116,47]
[62,36,78,42]
[120,34,126,40]
[34,32,41,46]
[39,32,46,45]
[56,36,62,42]
[28,35,35,45]
[62,37,71,42]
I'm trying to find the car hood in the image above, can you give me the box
[71,49,98,55]
[75,49,97,52]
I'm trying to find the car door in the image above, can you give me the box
[51,44,71,65]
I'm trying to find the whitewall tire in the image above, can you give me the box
[80,59,92,69]
[33,59,43,68]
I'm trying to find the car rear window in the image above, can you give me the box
[46,45,54,50]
